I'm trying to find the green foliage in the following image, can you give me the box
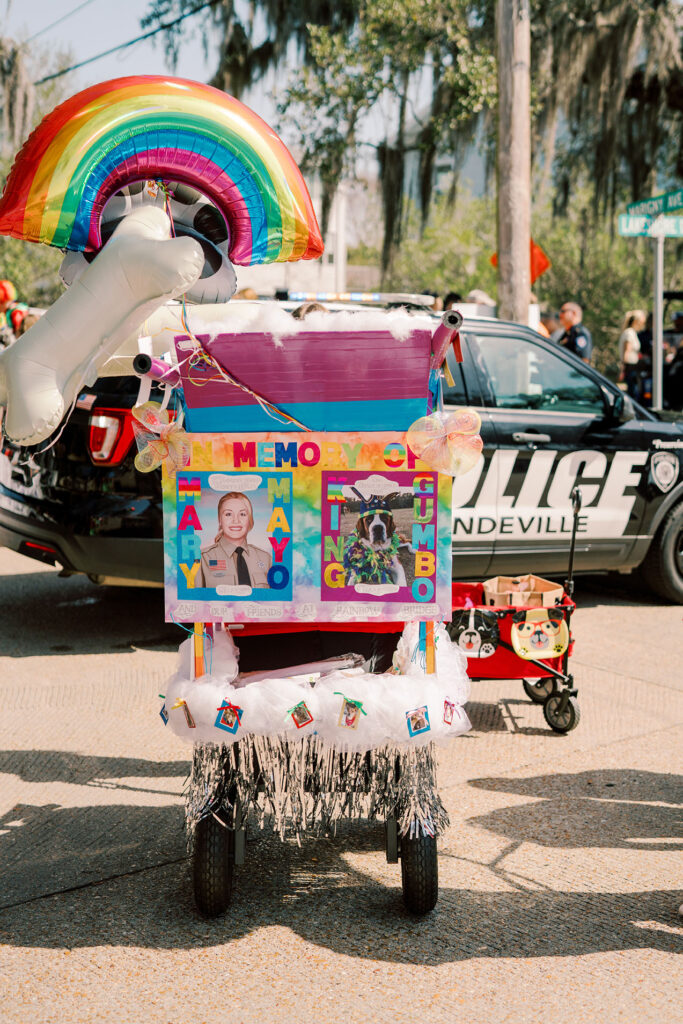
[533,208,681,377]
[383,192,682,381]
[384,195,498,300]
[0,234,64,308]
[279,0,495,262]
[0,42,85,307]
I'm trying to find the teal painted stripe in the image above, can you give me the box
[183,398,428,433]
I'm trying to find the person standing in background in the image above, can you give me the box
[557,301,593,363]
[618,310,645,399]
[0,280,27,346]
[443,291,463,310]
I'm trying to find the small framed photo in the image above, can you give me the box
[443,699,464,726]
[181,701,196,729]
[214,703,243,734]
[406,705,430,737]
[290,700,314,729]
[159,703,169,726]
[337,698,361,730]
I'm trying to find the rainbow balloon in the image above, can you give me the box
[0,76,323,266]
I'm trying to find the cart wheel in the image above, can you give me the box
[193,814,235,917]
[400,834,438,915]
[543,693,581,734]
[523,677,555,704]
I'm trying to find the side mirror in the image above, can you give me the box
[606,390,635,425]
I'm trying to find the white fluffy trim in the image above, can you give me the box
[162,622,471,753]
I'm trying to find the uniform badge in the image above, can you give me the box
[650,451,679,493]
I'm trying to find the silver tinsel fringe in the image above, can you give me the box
[185,737,449,846]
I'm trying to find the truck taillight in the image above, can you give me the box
[87,409,136,465]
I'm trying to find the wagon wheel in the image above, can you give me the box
[193,813,235,917]
[543,693,581,734]
[522,676,556,704]
[400,834,439,915]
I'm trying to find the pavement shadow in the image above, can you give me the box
[0,572,383,663]
[0,806,680,962]
[0,749,190,785]
[0,571,178,656]
[468,769,682,850]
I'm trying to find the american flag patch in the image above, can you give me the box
[209,559,227,569]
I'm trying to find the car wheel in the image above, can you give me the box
[543,694,581,734]
[522,677,555,704]
[640,502,683,604]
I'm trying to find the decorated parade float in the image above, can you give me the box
[0,75,577,917]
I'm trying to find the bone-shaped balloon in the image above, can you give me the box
[0,206,203,446]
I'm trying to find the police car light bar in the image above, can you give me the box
[287,291,436,306]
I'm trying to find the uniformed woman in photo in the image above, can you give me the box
[197,491,272,589]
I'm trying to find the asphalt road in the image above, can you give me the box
[0,549,680,1024]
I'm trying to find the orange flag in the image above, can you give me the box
[491,238,551,285]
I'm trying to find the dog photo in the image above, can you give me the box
[290,701,314,729]
[406,705,431,737]
[342,488,412,588]
[214,703,242,734]
[338,697,361,729]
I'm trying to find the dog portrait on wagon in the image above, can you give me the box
[342,490,412,588]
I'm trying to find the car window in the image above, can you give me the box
[475,333,605,413]
[442,353,470,405]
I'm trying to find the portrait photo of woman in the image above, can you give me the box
[197,491,272,589]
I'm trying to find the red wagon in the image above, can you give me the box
[229,489,584,735]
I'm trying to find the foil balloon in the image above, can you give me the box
[60,180,238,304]
[0,75,324,266]
[407,408,483,476]
[0,207,203,446]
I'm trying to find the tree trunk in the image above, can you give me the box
[496,0,530,323]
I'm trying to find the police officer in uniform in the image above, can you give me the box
[557,301,593,364]
[197,491,272,589]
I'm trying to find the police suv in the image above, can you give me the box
[0,312,681,602]
[444,318,683,603]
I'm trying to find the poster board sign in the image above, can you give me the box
[162,432,452,623]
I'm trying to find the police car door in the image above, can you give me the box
[441,339,498,576]
[446,327,648,575]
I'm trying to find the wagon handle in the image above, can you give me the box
[564,487,582,598]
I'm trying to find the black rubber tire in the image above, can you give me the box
[193,814,235,917]
[639,503,683,604]
[523,677,555,704]
[400,835,438,914]
[543,693,581,734]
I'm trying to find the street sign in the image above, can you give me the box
[618,214,683,238]
[626,187,683,218]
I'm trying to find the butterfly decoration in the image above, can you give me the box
[131,401,192,474]
[407,408,483,476]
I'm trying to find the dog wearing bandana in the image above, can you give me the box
[343,493,407,586]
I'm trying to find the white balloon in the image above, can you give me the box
[0,206,203,446]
